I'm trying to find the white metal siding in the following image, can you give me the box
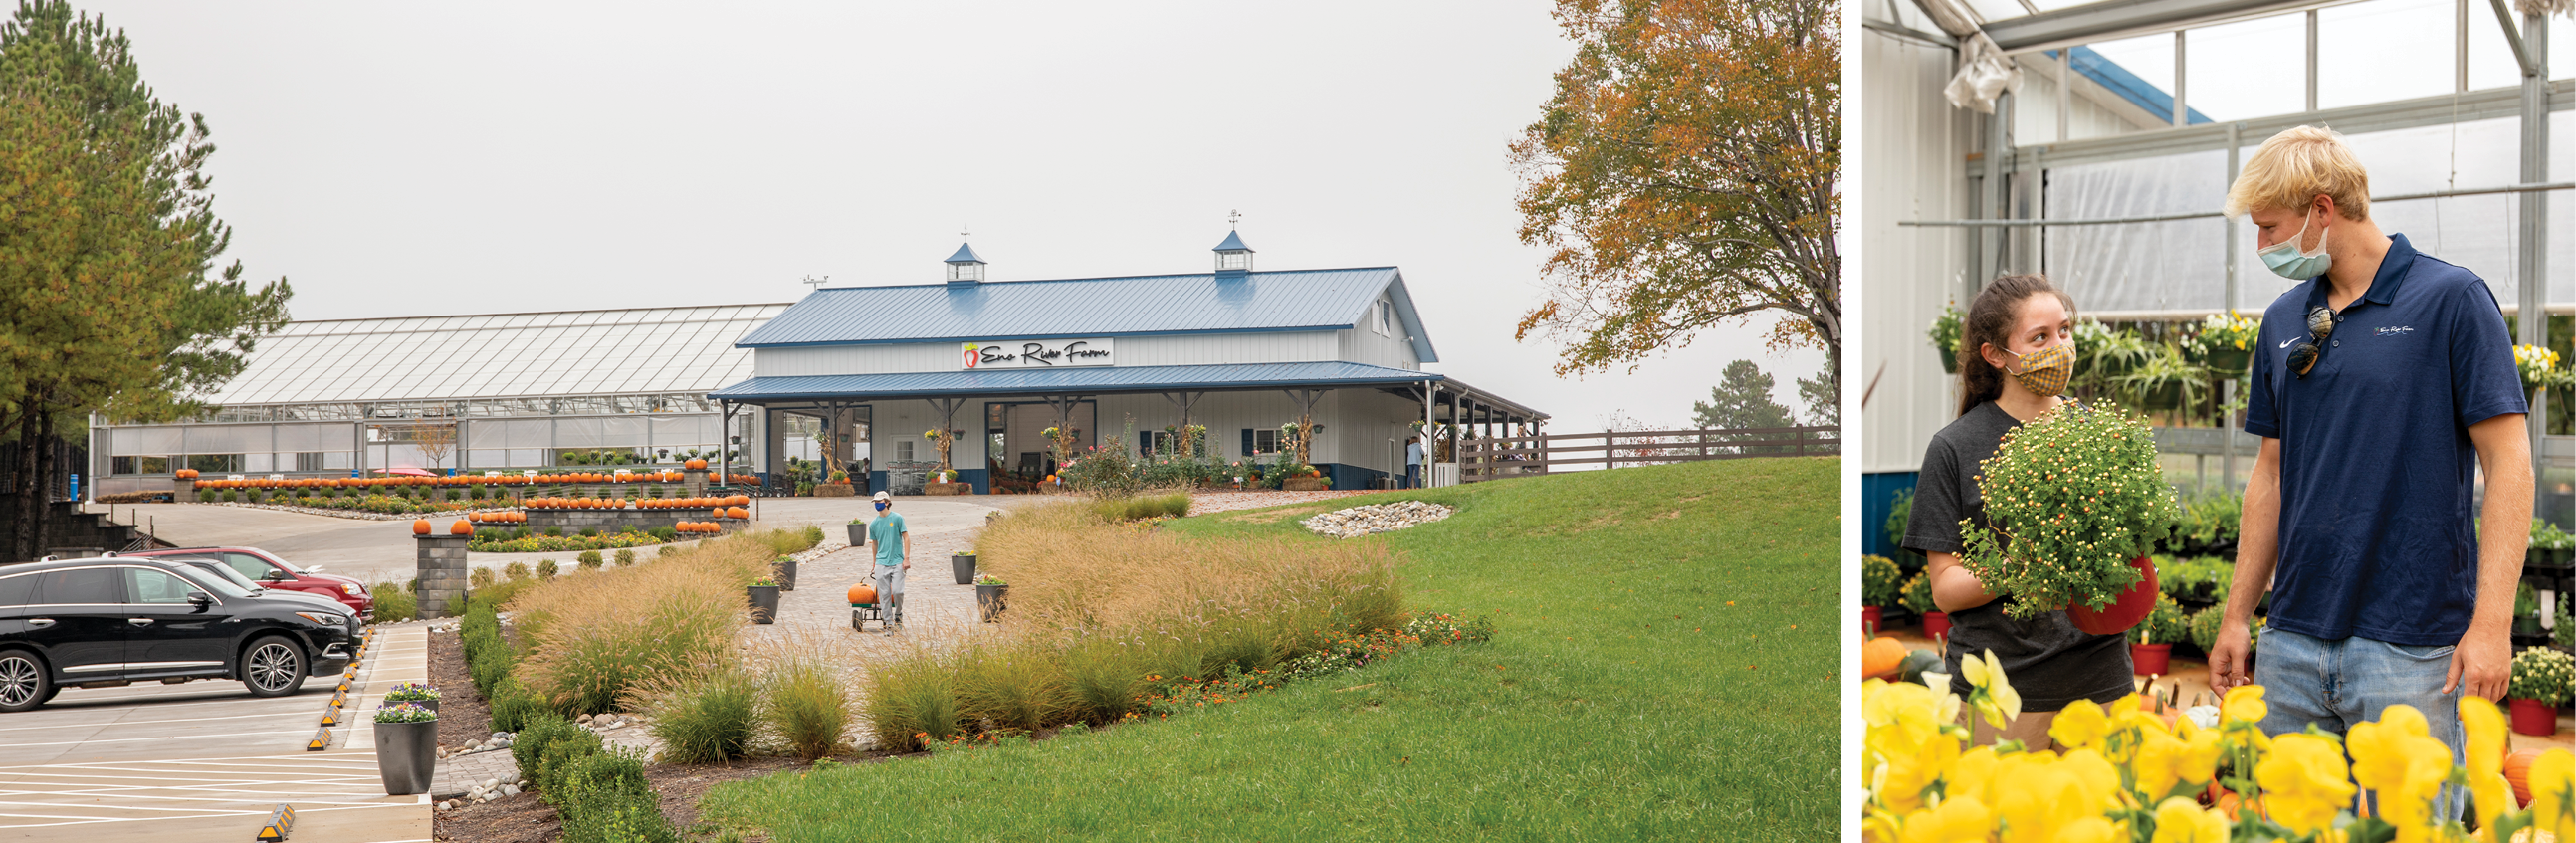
[754,330,1346,377]
[1862,22,1980,475]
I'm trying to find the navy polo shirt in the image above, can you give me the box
[2243,233,2528,646]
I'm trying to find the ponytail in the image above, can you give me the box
[1957,275,2077,418]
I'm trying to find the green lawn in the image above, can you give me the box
[701,457,1840,841]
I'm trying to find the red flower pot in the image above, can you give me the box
[1921,610,1951,643]
[2129,643,2172,677]
[2066,556,2160,636]
[2508,697,2557,737]
[1860,605,1882,636]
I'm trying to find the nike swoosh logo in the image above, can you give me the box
[2279,337,2297,348]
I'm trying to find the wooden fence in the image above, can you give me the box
[1456,425,1839,483]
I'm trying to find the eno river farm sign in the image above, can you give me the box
[961,338,1115,370]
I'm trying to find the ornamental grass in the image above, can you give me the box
[509,529,785,715]
[1862,659,2576,842]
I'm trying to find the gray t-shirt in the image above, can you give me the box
[1903,401,2131,712]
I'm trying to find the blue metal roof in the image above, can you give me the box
[2050,47,2211,126]
[735,267,1438,362]
[707,360,1442,402]
[1213,231,1252,252]
[945,243,985,264]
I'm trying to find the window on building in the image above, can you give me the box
[896,440,915,462]
[187,454,244,474]
[110,456,171,475]
[1251,429,1280,454]
[1375,300,1392,335]
[246,453,274,473]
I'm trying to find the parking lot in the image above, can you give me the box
[0,627,432,842]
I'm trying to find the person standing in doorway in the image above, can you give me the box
[1403,435,1423,489]
[2209,125,2531,820]
[867,490,910,633]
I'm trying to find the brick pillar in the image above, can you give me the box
[684,470,708,497]
[173,478,195,502]
[415,533,470,619]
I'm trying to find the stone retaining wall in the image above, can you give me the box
[415,534,470,618]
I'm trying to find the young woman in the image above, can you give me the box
[1901,274,2132,749]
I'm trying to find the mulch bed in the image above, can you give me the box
[426,624,490,749]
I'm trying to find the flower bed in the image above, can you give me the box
[468,530,672,554]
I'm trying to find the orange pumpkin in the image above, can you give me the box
[728,506,748,520]
[2505,749,2540,807]
[713,508,728,519]
[848,582,877,605]
[1861,636,1906,680]
[412,520,432,535]
[730,495,750,507]
[450,520,472,535]
[686,459,708,471]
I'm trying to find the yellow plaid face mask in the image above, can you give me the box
[2005,342,2075,398]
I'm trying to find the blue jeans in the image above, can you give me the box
[2254,627,2466,821]
[1403,465,1420,489]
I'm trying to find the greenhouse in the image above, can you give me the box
[1858,0,2574,553]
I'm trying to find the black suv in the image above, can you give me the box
[0,556,356,712]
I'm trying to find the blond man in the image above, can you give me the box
[2209,126,2531,819]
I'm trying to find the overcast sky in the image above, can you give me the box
[81,0,1831,433]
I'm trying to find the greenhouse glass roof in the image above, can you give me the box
[203,304,792,407]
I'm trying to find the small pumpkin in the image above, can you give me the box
[2505,748,2540,807]
[412,519,432,535]
[728,506,749,520]
[1861,636,1907,680]
[848,582,877,605]
[451,520,472,535]
[686,459,708,471]
[713,508,727,520]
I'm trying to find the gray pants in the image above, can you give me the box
[872,565,906,625]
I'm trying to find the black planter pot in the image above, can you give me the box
[846,524,867,548]
[2516,615,2544,635]
[748,584,780,624]
[975,583,1008,623]
[953,553,976,586]
[374,719,437,795]
[776,558,798,591]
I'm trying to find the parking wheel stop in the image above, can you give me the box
[256,803,295,840]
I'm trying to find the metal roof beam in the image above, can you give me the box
[1967,79,2571,176]
[1983,0,2349,55]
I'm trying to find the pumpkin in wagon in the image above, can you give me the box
[848,582,877,605]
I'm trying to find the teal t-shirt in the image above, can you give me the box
[867,512,907,567]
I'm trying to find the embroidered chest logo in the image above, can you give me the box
[2374,325,2414,337]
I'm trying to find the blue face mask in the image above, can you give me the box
[2257,210,2333,280]
[874,502,889,512]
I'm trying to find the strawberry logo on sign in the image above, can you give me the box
[962,343,979,368]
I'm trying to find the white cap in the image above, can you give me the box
[871,491,891,502]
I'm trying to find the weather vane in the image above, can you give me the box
[962,223,970,241]
[1228,210,1241,229]
[801,275,828,292]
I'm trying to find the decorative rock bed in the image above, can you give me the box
[1300,501,1456,538]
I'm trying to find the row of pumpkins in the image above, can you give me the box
[189,469,742,489]
[467,511,528,524]
[411,517,731,536]
[523,496,751,511]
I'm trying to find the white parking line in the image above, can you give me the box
[0,711,307,734]
[0,731,317,748]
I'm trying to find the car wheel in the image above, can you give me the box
[0,650,53,713]
[241,637,305,698]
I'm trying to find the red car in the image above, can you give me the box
[121,547,375,621]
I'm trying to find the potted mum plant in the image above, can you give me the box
[1860,554,1902,635]
[1898,571,1946,643]
[373,702,437,795]
[382,681,440,715]
[2130,593,2188,677]
[952,548,977,585]
[1956,401,2181,634]
[847,517,868,548]
[2507,647,2572,737]
[974,573,1008,623]
[774,554,797,592]
[747,575,781,624]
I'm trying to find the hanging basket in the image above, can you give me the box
[2065,556,2160,636]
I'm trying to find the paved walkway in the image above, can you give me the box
[0,626,434,842]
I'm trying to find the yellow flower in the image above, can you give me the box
[2531,749,2573,843]
[2459,697,2515,838]
[1961,649,2022,730]
[2221,685,2266,726]
[2056,747,2124,812]
[1870,726,1960,814]
[1898,794,1993,843]
[1949,745,2004,806]
[2150,796,2229,843]
[2256,734,2358,836]
[1863,678,1956,754]
[1993,755,2102,843]
[2135,719,2225,800]
[2348,705,2453,841]
[2057,816,2121,843]
[2051,698,2111,751]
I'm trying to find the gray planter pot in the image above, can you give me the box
[952,553,976,586]
[975,583,1008,623]
[847,524,866,548]
[776,558,798,591]
[374,719,437,795]
[748,584,780,624]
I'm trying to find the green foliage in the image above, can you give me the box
[1860,554,1901,608]
[638,666,759,764]
[2156,556,2234,605]
[2516,581,2540,617]
[222,490,236,503]
[470,567,495,589]
[865,647,962,751]
[510,712,585,789]
[504,560,532,581]
[2557,600,2574,650]
[1957,402,2181,620]
[486,678,546,733]
[2187,606,2225,653]
[537,558,558,580]
[613,548,635,567]
[2508,648,2573,706]
[373,703,435,723]
[368,582,416,623]
[577,549,604,570]
[471,530,670,554]
[1897,571,1934,616]
[578,527,600,538]
[1926,304,1963,361]
[2137,592,2190,646]
[1091,493,1191,522]
[1883,488,1912,551]
[2173,492,2242,550]
[762,655,850,760]
[2532,518,2576,551]
[648,526,677,541]
[1690,360,1801,453]
[555,748,678,843]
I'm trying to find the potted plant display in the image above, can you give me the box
[2507,647,2572,737]
[748,576,781,624]
[2120,345,2201,413]
[774,554,797,592]
[1860,554,1902,635]
[2530,518,2575,567]
[373,702,437,795]
[1956,402,2181,635]
[2515,582,2544,635]
[2188,311,2260,377]
[382,681,440,715]
[2130,593,2188,677]
[952,549,977,586]
[847,517,868,548]
[1898,571,1946,643]
[975,573,1008,623]
[1926,303,1963,375]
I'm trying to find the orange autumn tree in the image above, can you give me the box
[1512,0,1841,402]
